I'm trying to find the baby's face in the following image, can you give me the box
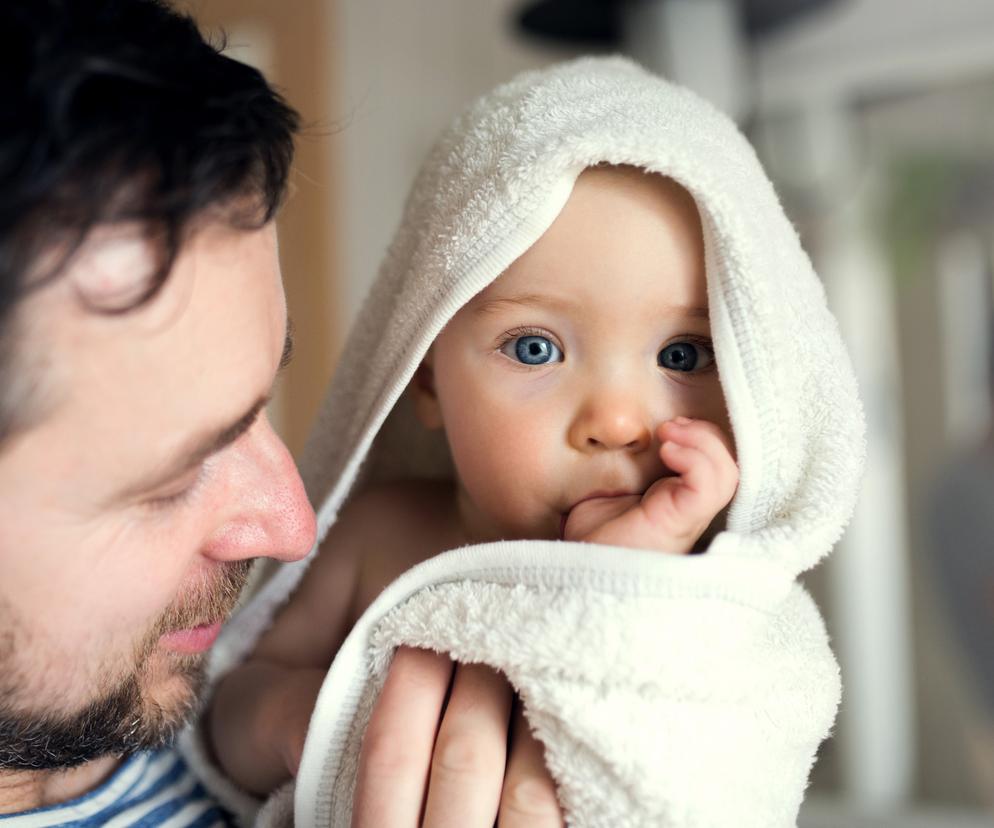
[419,165,731,542]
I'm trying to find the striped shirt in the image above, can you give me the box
[0,749,234,827]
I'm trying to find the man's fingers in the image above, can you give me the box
[498,705,564,827]
[352,647,454,828]
[422,663,514,827]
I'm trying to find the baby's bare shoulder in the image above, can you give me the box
[346,479,460,613]
[344,475,445,519]
[343,479,455,551]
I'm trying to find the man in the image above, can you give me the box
[0,1,561,825]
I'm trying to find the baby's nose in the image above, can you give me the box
[568,396,652,453]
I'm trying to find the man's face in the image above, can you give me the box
[422,166,731,542]
[0,219,316,767]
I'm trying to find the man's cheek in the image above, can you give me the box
[80,532,196,641]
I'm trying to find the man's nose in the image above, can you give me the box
[202,414,316,564]
[567,389,653,454]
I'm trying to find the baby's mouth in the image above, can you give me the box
[558,464,683,540]
[559,490,643,540]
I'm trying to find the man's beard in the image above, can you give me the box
[0,559,253,770]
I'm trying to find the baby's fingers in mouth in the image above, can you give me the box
[561,493,641,541]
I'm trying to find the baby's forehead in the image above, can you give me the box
[466,281,708,321]
[460,165,707,319]
[575,164,700,217]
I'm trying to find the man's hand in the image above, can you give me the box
[563,417,738,554]
[352,647,564,827]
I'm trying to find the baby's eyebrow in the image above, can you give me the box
[473,293,709,320]
[471,293,576,316]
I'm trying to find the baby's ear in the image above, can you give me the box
[412,351,443,430]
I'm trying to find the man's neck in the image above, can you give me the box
[0,755,121,815]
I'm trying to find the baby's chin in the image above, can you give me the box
[470,514,562,544]
[456,489,565,544]
[492,526,562,544]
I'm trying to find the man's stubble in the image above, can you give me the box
[0,558,252,770]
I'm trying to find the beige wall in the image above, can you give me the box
[180,0,341,458]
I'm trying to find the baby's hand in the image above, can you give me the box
[563,417,738,554]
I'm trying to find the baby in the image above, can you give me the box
[198,56,864,827]
[208,162,738,791]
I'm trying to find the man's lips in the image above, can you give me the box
[158,620,224,654]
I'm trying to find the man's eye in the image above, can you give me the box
[500,334,563,366]
[657,341,714,373]
[147,485,197,511]
[145,468,206,511]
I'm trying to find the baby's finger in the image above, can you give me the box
[645,450,724,534]
[659,422,737,489]
[497,704,564,827]
[658,418,734,460]
[422,663,513,827]
[562,494,641,542]
[659,439,712,494]
[352,647,453,828]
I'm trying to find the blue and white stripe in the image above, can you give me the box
[0,749,233,827]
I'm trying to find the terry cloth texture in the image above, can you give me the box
[181,56,866,827]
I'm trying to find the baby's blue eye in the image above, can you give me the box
[502,335,563,365]
[657,341,713,372]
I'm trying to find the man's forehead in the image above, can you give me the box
[2,221,285,486]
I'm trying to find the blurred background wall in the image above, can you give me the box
[185,1,994,824]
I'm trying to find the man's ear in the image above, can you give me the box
[412,350,443,430]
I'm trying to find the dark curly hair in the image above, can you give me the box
[0,0,300,440]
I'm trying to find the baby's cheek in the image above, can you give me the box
[674,378,732,443]
[456,404,559,526]
[475,412,537,479]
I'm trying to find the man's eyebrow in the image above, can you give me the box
[115,395,270,503]
[190,396,270,467]
[279,318,295,371]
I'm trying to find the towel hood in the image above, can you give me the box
[299,55,865,579]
